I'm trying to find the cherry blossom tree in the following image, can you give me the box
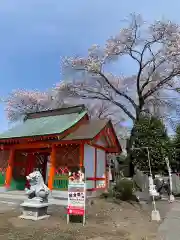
[57,14,180,174]
[5,86,129,148]
[5,89,54,122]
[84,100,130,143]
[53,83,130,143]
[5,88,128,132]
[163,81,180,130]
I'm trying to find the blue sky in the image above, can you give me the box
[0,0,179,132]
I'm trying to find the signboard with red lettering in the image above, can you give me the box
[67,168,86,225]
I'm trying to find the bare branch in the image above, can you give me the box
[71,85,136,120]
[6,13,180,146]
[61,14,180,127]
[97,71,137,110]
[143,69,180,99]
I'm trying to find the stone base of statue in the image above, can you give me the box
[19,170,50,220]
[19,198,50,221]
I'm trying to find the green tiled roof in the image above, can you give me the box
[0,111,87,139]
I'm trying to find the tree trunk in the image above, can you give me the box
[126,107,142,177]
[126,125,136,176]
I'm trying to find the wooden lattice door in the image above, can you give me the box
[12,151,27,190]
[53,144,80,190]
[34,153,48,181]
[0,150,9,186]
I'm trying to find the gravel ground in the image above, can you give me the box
[0,199,171,240]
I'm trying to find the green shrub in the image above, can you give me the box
[114,178,134,201]
[100,187,115,199]
[100,178,137,202]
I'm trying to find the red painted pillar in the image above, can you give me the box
[48,145,56,190]
[5,148,15,188]
[79,143,84,167]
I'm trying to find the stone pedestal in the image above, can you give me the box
[19,201,50,221]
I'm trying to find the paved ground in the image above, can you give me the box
[0,201,17,211]
[0,191,67,206]
[157,200,180,240]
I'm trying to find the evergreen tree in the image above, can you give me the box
[172,125,180,171]
[131,115,170,174]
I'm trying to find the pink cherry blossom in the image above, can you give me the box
[5,89,53,122]
[59,13,180,133]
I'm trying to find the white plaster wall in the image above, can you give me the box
[84,144,95,189]
[86,180,94,189]
[96,149,105,178]
[96,149,106,189]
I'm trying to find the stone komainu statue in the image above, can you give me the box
[25,171,50,202]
